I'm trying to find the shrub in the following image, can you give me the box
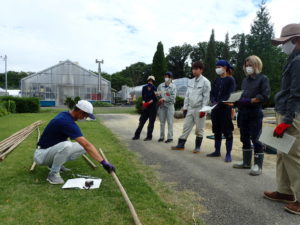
[135,96,143,114]
[174,96,184,110]
[0,96,40,113]
[64,96,81,109]
[3,100,16,113]
[92,101,113,107]
[0,102,8,117]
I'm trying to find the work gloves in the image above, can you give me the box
[273,123,292,138]
[199,112,206,118]
[100,160,116,173]
[142,102,151,109]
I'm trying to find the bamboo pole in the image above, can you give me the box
[82,154,97,169]
[98,148,142,225]
[30,126,41,172]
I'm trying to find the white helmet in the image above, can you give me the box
[75,100,96,120]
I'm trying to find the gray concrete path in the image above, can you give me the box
[98,114,299,225]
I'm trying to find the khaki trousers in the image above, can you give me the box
[276,113,300,200]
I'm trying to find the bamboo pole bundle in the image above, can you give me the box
[0,121,43,160]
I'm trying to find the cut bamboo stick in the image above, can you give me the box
[98,148,142,225]
[30,126,41,172]
[82,154,97,169]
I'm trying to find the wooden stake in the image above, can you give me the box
[30,126,41,172]
[82,154,97,169]
[98,148,142,225]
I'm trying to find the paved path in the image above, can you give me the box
[98,114,299,225]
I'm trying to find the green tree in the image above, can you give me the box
[222,33,231,61]
[247,1,286,105]
[152,41,167,84]
[167,43,193,78]
[0,71,28,89]
[231,33,249,89]
[190,42,208,62]
[204,29,217,82]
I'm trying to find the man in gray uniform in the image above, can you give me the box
[172,61,211,152]
[264,23,300,215]
[157,72,177,143]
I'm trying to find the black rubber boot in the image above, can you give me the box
[233,149,252,169]
[206,139,222,157]
[193,137,203,153]
[171,139,186,150]
[250,153,264,176]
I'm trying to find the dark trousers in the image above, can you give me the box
[134,105,157,139]
[211,104,233,141]
[238,107,263,153]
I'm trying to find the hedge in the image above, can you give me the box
[92,101,113,107]
[0,96,40,113]
[0,102,8,117]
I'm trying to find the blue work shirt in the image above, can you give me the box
[38,111,83,149]
[210,76,236,103]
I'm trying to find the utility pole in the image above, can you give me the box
[0,55,7,94]
[95,59,104,100]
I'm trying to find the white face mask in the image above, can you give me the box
[215,68,224,75]
[281,40,296,55]
[246,66,254,75]
[164,78,170,83]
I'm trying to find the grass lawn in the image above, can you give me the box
[0,111,204,225]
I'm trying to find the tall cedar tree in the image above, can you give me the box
[204,29,217,82]
[247,2,286,105]
[152,41,167,85]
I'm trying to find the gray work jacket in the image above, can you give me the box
[275,50,300,124]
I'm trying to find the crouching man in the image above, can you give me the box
[172,61,211,153]
[34,100,115,184]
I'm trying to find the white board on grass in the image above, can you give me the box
[259,126,296,154]
[62,178,102,189]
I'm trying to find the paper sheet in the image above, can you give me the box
[259,126,296,154]
[223,91,243,103]
[62,178,102,189]
[199,105,217,113]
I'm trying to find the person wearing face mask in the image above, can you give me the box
[263,23,300,215]
[232,55,270,176]
[206,60,236,161]
[34,100,115,184]
[172,61,211,152]
[157,72,177,143]
[132,76,158,141]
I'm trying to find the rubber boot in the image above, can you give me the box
[193,137,203,153]
[171,139,186,150]
[250,153,264,176]
[225,139,233,162]
[206,139,221,157]
[233,149,252,169]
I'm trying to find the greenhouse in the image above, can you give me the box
[20,60,111,106]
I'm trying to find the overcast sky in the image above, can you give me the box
[0,0,299,74]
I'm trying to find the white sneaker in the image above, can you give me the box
[47,172,65,184]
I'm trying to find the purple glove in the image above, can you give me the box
[100,160,116,173]
[237,97,251,105]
